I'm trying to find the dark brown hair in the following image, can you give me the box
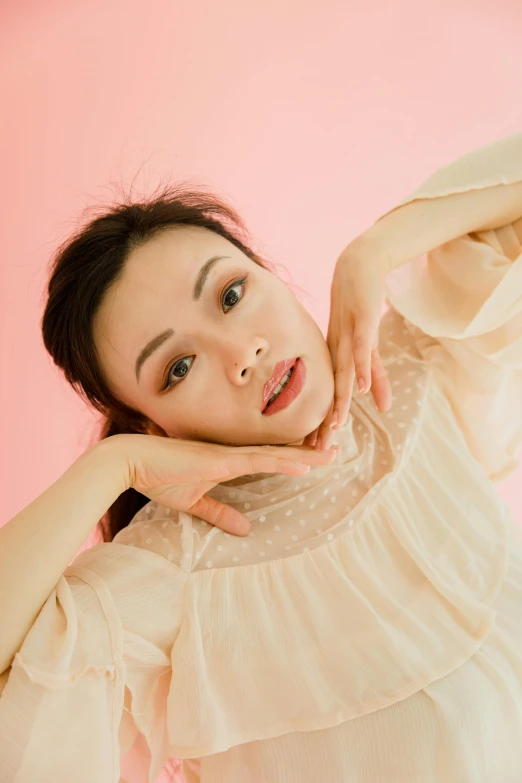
[41,180,298,543]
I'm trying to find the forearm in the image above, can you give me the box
[349,179,522,275]
[0,437,129,673]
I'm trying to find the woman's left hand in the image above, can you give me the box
[302,245,393,451]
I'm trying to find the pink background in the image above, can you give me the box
[1,2,521,780]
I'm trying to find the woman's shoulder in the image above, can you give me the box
[69,512,190,601]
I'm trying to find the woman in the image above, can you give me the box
[1,131,522,783]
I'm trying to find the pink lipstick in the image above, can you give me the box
[261,358,306,416]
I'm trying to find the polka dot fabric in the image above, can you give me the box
[2,131,522,783]
[116,306,428,573]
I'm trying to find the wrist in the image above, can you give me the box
[343,199,441,276]
[338,232,393,277]
[86,435,134,495]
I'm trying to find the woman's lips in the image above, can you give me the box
[261,357,298,410]
[261,357,306,416]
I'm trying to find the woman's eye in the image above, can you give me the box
[162,276,248,390]
[221,276,247,312]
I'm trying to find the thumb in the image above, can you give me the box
[190,494,251,537]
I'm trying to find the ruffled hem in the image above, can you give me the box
[2,130,521,783]
[382,221,522,484]
[378,130,522,482]
[163,376,511,757]
[0,567,126,783]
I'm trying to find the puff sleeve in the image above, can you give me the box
[0,540,188,783]
[0,564,126,782]
[379,131,522,482]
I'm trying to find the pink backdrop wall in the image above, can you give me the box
[2,0,521,545]
[1,1,521,780]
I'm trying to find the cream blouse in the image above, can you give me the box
[1,131,522,783]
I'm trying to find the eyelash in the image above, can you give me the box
[162,276,249,391]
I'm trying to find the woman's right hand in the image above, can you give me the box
[112,434,340,536]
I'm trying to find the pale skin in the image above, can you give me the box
[2,163,521,707]
[93,225,353,452]
[93,178,522,459]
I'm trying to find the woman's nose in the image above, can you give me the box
[225,344,266,382]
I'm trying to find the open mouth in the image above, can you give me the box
[262,358,306,416]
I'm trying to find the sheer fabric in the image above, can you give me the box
[1,131,522,783]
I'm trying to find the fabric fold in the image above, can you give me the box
[163,377,511,757]
[1,131,522,783]
[380,133,522,482]
[378,130,522,218]
[0,567,126,783]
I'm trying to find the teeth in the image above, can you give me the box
[267,367,294,406]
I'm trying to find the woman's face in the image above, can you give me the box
[93,226,335,447]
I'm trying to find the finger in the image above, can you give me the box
[314,399,337,452]
[191,494,253,536]
[369,350,393,413]
[253,446,339,463]
[191,448,339,536]
[215,449,338,485]
[330,331,356,431]
[309,429,320,447]
[230,442,335,458]
[194,448,338,494]
[352,320,374,395]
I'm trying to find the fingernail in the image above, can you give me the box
[358,377,366,393]
[329,413,338,430]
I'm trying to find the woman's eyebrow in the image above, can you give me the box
[134,254,231,383]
